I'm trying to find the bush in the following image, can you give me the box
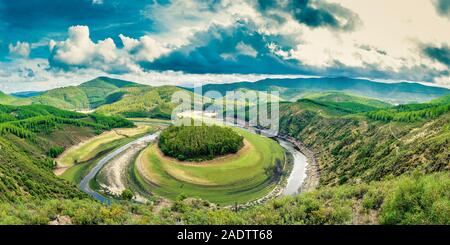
[47,146,65,158]
[380,173,450,224]
[120,189,134,200]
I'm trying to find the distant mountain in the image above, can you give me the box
[2,76,449,119]
[195,77,450,104]
[301,91,392,113]
[0,76,193,119]
[10,91,43,98]
[30,77,144,110]
[0,91,31,105]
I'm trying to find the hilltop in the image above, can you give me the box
[1,77,193,119]
[2,76,449,119]
[196,77,450,104]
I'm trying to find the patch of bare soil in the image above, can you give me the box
[98,139,150,198]
[48,215,72,225]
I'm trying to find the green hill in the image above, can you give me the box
[32,86,90,109]
[367,94,450,122]
[95,85,195,119]
[302,92,391,112]
[29,77,143,110]
[0,104,133,202]
[279,95,450,186]
[0,91,31,106]
[2,77,194,119]
[196,77,450,104]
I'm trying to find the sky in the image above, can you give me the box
[0,0,449,92]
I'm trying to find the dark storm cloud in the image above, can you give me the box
[255,0,361,31]
[324,61,449,83]
[433,0,450,18]
[422,43,450,68]
[142,23,306,74]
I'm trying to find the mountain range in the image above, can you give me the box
[0,76,449,119]
[195,77,450,104]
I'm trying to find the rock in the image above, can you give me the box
[49,215,72,225]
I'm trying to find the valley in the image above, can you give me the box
[0,76,449,225]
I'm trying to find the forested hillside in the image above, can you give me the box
[0,88,449,225]
[367,95,450,122]
[0,104,133,202]
[0,77,195,119]
[197,77,450,104]
[278,95,450,186]
[95,85,190,119]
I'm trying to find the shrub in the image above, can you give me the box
[47,146,65,158]
[380,173,450,224]
[120,189,134,200]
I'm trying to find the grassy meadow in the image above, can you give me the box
[58,125,155,183]
[134,128,285,205]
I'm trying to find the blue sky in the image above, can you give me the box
[0,0,449,92]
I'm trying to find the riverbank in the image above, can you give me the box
[277,134,320,192]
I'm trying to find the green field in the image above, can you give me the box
[134,128,285,205]
[59,125,155,183]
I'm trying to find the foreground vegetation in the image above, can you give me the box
[1,171,447,224]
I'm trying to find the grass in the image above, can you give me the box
[57,125,152,168]
[59,125,154,183]
[134,127,285,205]
[127,118,172,124]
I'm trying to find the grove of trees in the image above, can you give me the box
[158,124,244,161]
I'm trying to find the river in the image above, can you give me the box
[79,120,308,203]
[278,140,308,196]
[79,132,159,204]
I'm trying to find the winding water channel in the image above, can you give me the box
[79,122,309,203]
[79,133,159,204]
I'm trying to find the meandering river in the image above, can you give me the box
[79,121,309,203]
[79,132,159,204]
[278,140,308,196]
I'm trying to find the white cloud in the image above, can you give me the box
[119,34,171,62]
[5,0,448,87]
[265,0,450,84]
[49,26,141,73]
[0,58,311,93]
[236,42,258,57]
[143,0,260,48]
[8,41,31,58]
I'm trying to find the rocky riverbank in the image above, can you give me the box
[233,133,320,210]
[277,134,320,192]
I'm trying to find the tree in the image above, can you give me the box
[120,189,134,200]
